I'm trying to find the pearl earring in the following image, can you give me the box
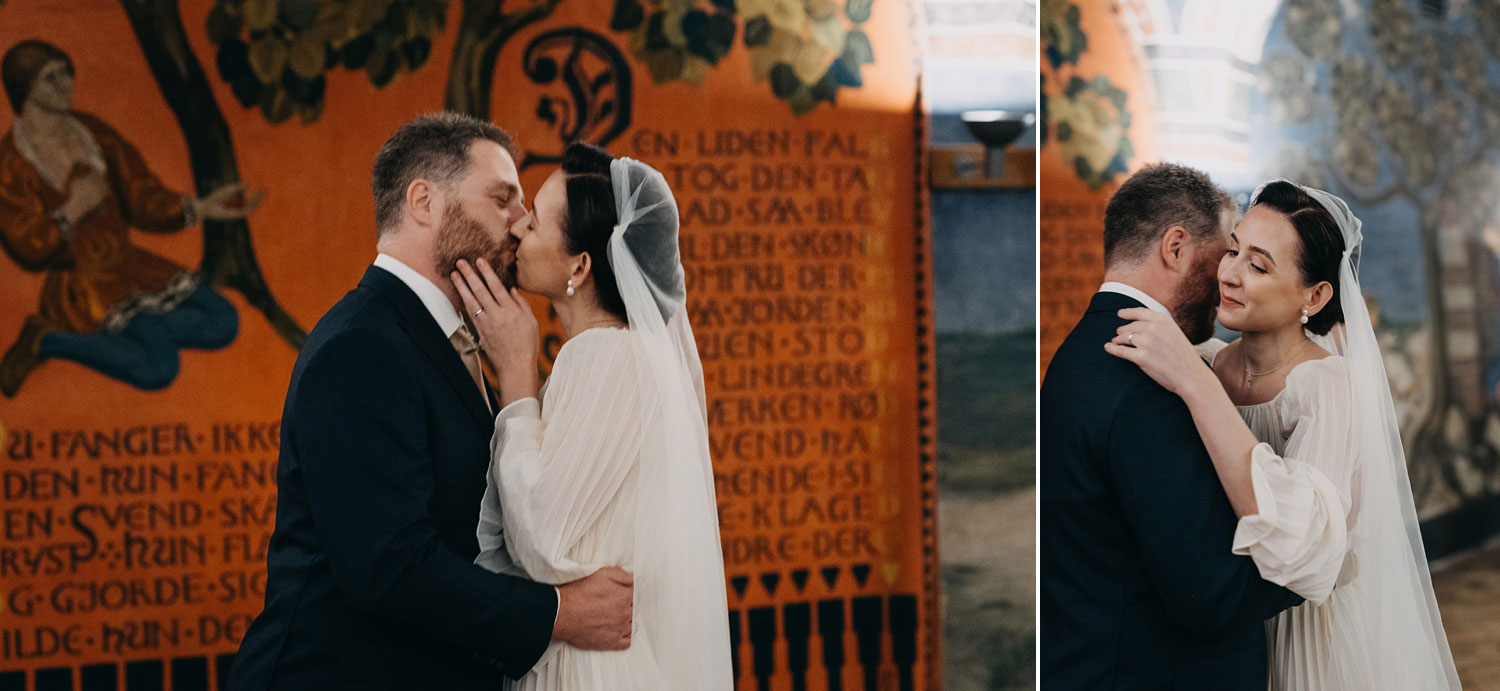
[566,279,575,297]
[1300,308,1309,325]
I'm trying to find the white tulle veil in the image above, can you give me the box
[608,156,732,689]
[1254,180,1459,688]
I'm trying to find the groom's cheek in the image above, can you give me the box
[499,238,520,288]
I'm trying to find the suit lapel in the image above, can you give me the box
[360,266,493,428]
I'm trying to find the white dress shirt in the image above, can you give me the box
[371,254,562,628]
[374,253,464,338]
[1099,281,1170,316]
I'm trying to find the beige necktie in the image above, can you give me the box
[449,323,492,414]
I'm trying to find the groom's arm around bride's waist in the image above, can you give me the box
[1108,377,1303,632]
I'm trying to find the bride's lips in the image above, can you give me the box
[1220,294,1243,308]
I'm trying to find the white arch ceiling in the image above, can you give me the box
[919,0,1038,112]
[1116,0,1287,185]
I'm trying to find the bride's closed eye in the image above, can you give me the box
[1224,248,1268,274]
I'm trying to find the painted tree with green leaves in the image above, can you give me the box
[89,0,877,352]
[117,0,307,348]
[1257,0,1500,504]
[207,0,879,124]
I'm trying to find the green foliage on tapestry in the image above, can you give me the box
[1054,76,1132,190]
[609,0,875,115]
[1040,1,1134,190]
[1041,0,1085,69]
[208,0,449,124]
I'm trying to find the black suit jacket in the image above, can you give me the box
[228,266,556,690]
[1040,291,1302,690]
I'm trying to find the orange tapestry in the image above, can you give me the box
[0,1,937,689]
[1039,0,1157,375]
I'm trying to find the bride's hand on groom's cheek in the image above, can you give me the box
[1104,307,1207,397]
[452,258,539,401]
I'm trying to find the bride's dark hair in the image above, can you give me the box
[1249,180,1346,336]
[559,141,627,324]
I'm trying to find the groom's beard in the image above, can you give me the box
[1172,251,1220,344]
[434,199,517,290]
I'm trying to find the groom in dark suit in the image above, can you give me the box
[1041,163,1303,690]
[227,114,633,690]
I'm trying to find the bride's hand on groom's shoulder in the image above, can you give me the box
[1104,307,1212,398]
[452,258,539,402]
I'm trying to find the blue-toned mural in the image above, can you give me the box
[1245,0,1500,537]
[1112,0,1500,548]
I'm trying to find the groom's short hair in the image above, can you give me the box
[1102,163,1235,267]
[372,112,516,236]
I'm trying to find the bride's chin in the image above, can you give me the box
[515,278,553,301]
[514,273,535,295]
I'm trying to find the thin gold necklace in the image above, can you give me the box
[575,316,626,332]
[1241,338,1314,390]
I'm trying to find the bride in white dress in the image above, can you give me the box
[452,142,731,689]
[1106,180,1459,689]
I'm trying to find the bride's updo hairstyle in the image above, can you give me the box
[1249,180,1346,336]
[560,141,628,324]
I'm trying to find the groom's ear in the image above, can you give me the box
[405,178,438,230]
[1158,225,1190,270]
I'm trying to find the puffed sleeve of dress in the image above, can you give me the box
[475,329,645,585]
[1229,356,1356,604]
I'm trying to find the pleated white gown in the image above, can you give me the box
[475,327,670,690]
[1201,339,1452,690]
